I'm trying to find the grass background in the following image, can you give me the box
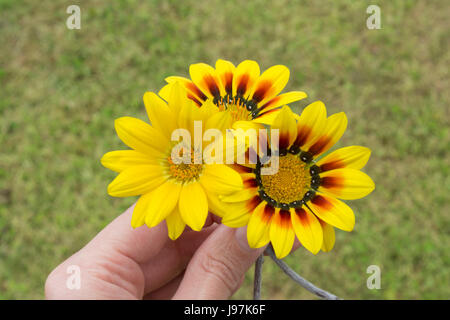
[0,0,449,299]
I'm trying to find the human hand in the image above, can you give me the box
[45,204,266,299]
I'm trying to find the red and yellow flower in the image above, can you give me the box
[101,83,243,239]
[219,104,375,258]
[159,59,307,127]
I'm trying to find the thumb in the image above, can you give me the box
[172,224,266,299]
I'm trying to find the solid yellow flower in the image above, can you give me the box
[219,104,375,259]
[101,83,243,239]
[158,59,307,129]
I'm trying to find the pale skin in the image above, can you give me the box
[45,204,271,299]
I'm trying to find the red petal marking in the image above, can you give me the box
[317,217,327,227]
[262,204,275,220]
[252,80,272,102]
[223,72,233,95]
[187,94,202,106]
[280,210,291,227]
[203,75,220,97]
[186,82,208,101]
[229,164,253,174]
[244,178,258,188]
[320,160,345,172]
[310,194,334,210]
[320,176,345,189]
[246,195,262,212]
[259,95,281,111]
[272,209,291,229]
[279,131,291,150]
[308,136,331,156]
[293,125,312,148]
[242,174,256,181]
[255,107,279,119]
[295,207,309,225]
[236,74,250,95]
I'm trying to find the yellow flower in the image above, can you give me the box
[101,83,243,239]
[219,104,375,259]
[159,59,307,128]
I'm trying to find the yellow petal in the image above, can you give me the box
[220,195,261,227]
[199,164,243,194]
[257,91,308,113]
[101,150,154,173]
[143,91,176,137]
[166,206,186,240]
[270,209,296,259]
[164,76,207,106]
[107,165,166,197]
[168,81,191,114]
[175,88,205,135]
[271,105,297,150]
[307,192,355,231]
[293,101,327,150]
[232,60,260,97]
[205,110,233,133]
[189,63,222,98]
[114,117,168,156]
[225,124,261,164]
[319,219,335,252]
[247,202,272,248]
[250,65,289,106]
[251,109,280,125]
[144,180,182,228]
[316,146,371,172]
[220,187,258,202]
[199,99,220,120]
[220,205,252,227]
[308,112,347,157]
[215,59,235,95]
[204,190,227,218]
[131,195,148,228]
[232,120,265,132]
[290,207,323,254]
[318,168,375,200]
[158,83,171,102]
[179,182,208,231]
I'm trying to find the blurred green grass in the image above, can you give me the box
[0,0,449,299]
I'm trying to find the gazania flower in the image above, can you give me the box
[159,59,307,127]
[219,104,375,258]
[101,83,243,239]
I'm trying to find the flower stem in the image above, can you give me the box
[265,244,341,300]
[253,254,264,300]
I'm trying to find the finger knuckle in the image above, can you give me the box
[199,251,241,293]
